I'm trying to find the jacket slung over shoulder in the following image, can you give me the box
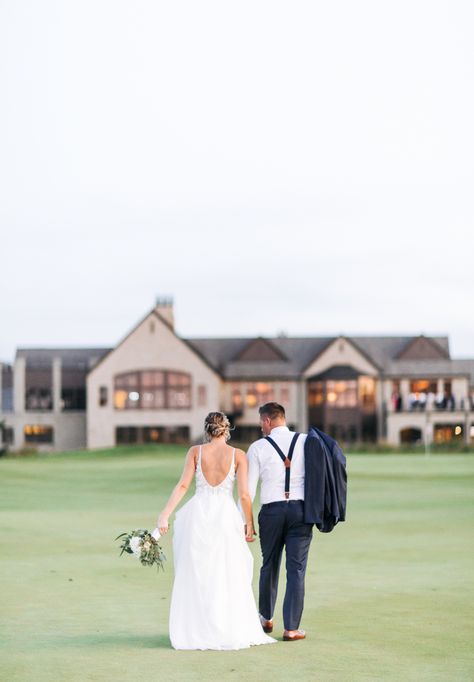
[303,426,347,532]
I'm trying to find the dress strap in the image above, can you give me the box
[232,447,236,473]
[197,445,202,469]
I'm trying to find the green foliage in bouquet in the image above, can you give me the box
[115,529,166,571]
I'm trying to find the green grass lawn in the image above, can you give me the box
[1,447,473,682]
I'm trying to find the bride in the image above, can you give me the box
[157,411,276,650]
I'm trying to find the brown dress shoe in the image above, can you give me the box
[283,629,306,641]
[259,615,273,633]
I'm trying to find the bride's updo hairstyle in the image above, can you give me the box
[204,411,231,442]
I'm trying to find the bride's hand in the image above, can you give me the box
[157,513,169,535]
[245,522,256,543]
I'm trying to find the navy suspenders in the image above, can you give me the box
[264,432,300,500]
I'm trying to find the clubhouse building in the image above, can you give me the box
[1,299,474,452]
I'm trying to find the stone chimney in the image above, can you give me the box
[154,296,175,330]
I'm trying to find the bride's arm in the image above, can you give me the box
[157,446,197,534]
[235,450,256,543]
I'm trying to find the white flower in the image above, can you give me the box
[129,536,142,555]
[143,541,151,551]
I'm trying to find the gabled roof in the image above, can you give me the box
[301,335,382,373]
[12,325,466,383]
[235,337,288,363]
[86,306,221,377]
[186,334,455,379]
[186,336,334,378]
[274,337,334,371]
[394,334,450,360]
[349,336,450,367]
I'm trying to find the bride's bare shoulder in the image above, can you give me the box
[185,444,200,464]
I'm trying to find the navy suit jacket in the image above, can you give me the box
[303,426,347,532]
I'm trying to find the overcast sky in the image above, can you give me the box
[1,1,473,363]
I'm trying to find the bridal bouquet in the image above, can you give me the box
[115,528,166,571]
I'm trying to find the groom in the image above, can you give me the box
[245,402,313,641]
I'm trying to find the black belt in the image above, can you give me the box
[264,432,300,500]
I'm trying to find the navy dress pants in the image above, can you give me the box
[258,500,313,631]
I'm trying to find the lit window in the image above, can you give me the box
[326,380,357,408]
[256,383,274,403]
[409,379,437,393]
[245,383,274,408]
[142,371,164,387]
[148,428,160,441]
[358,377,376,407]
[246,388,257,407]
[168,372,192,408]
[308,381,324,407]
[113,371,191,410]
[232,386,243,410]
[24,425,54,444]
[433,424,463,443]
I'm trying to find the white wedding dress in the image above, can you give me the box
[169,446,277,650]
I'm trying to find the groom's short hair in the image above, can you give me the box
[259,402,286,420]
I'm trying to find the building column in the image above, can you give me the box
[376,379,385,441]
[299,380,309,433]
[13,357,25,414]
[13,357,25,448]
[383,379,393,410]
[53,358,62,413]
[423,413,433,447]
[400,379,410,410]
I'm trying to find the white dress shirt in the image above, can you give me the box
[246,426,307,505]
